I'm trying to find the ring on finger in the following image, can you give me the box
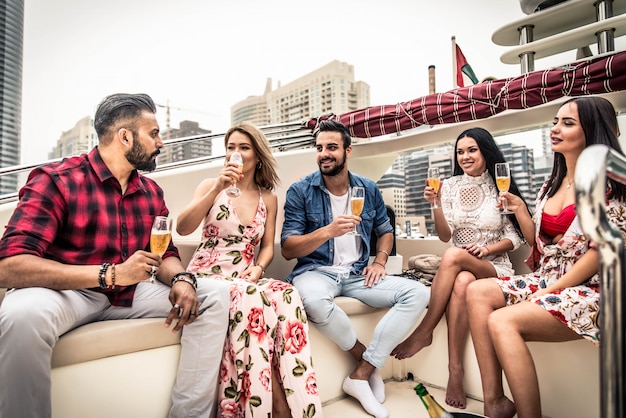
[150,265,157,275]
[190,311,197,316]
[173,303,180,310]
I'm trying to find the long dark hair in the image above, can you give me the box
[542,96,626,202]
[453,127,526,237]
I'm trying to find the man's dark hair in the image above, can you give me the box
[94,93,157,139]
[315,119,352,148]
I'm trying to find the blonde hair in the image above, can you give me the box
[224,123,279,191]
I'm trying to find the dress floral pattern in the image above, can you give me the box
[187,191,322,417]
[492,184,626,346]
[441,171,523,277]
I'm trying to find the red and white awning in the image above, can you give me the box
[306,50,626,138]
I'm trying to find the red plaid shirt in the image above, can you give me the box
[0,147,179,307]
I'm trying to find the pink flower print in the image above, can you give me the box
[247,307,267,343]
[229,285,245,315]
[284,320,307,354]
[242,242,256,265]
[245,218,262,237]
[187,247,220,272]
[259,367,272,392]
[240,370,252,402]
[219,360,230,383]
[203,223,220,239]
[267,280,292,292]
[305,372,319,396]
[219,398,244,418]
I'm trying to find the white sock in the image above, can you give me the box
[342,376,389,418]
[369,368,385,403]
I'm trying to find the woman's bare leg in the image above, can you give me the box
[271,364,292,418]
[444,271,477,409]
[392,247,496,359]
[466,279,515,418]
[489,301,581,418]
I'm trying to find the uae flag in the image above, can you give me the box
[455,44,479,87]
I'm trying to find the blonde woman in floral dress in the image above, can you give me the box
[177,123,321,418]
[467,96,626,418]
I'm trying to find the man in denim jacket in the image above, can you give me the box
[281,120,429,418]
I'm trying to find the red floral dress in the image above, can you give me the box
[492,185,626,346]
[187,191,321,418]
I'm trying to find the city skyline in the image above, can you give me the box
[20,0,580,165]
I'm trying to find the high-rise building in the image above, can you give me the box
[230,78,271,127]
[160,120,212,164]
[49,116,97,159]
[0,0,24,194]
[376,172,406,217]
[231,60,370,126]
[498,142,535,204]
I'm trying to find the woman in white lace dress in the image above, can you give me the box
[392,127,526,409]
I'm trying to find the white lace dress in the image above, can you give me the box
[440,171,523,277]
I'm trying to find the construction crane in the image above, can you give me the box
[155,100,220,140]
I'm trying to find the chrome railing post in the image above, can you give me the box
[575,144,626,418]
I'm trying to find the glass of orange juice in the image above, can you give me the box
[495,162,513,214]
[427,167,442,209]
[148,216,173,283]
[347,186,365,236]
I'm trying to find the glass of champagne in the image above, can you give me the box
[427,167,442,209]
[495,162,513,214]
[225,151,243,198]
[148,216,173,283]
[347,186,365,236]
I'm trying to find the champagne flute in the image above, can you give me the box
[148,216,173,283]
[427,167,442,209]
[347,186,365,236]
[225,151,243,198]
[495,162,514,214]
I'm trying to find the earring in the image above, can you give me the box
[257,161,262,169]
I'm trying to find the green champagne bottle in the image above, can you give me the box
[414,383,454,418]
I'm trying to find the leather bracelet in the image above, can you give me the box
[98,263,110,289]
[372,261,386,268]
[171,272,197,290]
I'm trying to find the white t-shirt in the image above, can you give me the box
[319,189,362,275]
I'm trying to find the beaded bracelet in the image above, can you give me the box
[171,272,197,290]
[98,263,110,289]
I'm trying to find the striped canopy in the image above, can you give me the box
[305,50,626,138]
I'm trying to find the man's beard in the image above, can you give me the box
[318,152,346,177]
[126,138,158,172]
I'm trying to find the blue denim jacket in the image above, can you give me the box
[281,170,393,282]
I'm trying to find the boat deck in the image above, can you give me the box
[324,380,485,417]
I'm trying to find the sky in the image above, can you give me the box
[20,0,583,164]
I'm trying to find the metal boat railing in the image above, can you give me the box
[0,121,314,205]
[575,144,626,418]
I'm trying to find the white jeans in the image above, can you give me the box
[0,280,230,418]
[292,270,429,368]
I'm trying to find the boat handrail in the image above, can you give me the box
[0,122,314,205]
[575,144,626,418]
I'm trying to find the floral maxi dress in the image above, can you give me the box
[187,191,322,418]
